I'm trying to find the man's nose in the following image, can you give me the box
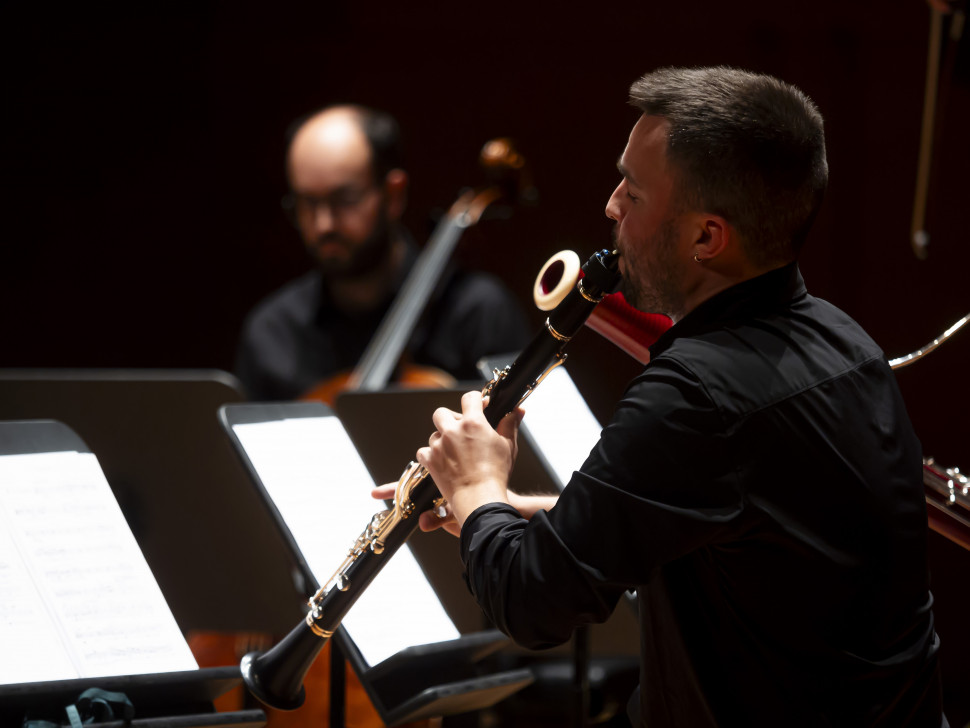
[605,184,623,222]
[313,203,336,234]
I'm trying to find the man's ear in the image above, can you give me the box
[384,169,409,221]
[692,214,732,261]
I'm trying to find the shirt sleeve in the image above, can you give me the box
[459,354,745,648]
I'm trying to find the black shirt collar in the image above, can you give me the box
[649,262,807,358]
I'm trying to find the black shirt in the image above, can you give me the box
[234,249,530,401]
[460,264,944,726]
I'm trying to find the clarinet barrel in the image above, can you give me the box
[483,249,619,422]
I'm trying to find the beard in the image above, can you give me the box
[311,207,394,279]
[618,217,686,318]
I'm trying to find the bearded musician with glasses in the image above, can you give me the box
[234,104,529,402]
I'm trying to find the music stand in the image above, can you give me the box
[335,377,640,727]
[0,419,265,728]
[219,401,533,726]
[0,369,304,634]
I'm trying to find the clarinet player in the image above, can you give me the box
[378,66,948,726]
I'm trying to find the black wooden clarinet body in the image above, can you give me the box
[240,248,620,710]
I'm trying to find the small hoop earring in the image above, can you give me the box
[693,253,703,263]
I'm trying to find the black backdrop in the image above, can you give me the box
[2,2,966,462]
[2,0,968,714]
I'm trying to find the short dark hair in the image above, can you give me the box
[285,104,404,181]
[349,105,403,180]
[629,66,828,267]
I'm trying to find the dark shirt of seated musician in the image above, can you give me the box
[234,104,530,402]
[395,68,949,727]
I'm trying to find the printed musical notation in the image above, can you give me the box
[0,451,198,685]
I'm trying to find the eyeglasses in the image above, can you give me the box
[282,185,379,221]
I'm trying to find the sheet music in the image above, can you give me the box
[232,416,460,667]
[0,451,198,684]
[518,366,603,489]
[0,518,77,684]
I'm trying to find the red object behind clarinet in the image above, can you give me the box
[533,250,671,363]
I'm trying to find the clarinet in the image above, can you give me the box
[241,248,621,710]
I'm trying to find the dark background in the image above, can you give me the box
[2,0,967,718]
[2,2,966,462]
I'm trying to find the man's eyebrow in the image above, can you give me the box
[616,158,638,187]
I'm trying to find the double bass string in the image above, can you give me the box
[352,201,469,391]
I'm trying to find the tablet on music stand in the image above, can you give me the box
[334,384,563,630]
[476,355,605,490]
[219,401,532,725]
[334,373,640,724]
[0,369,304,634]
[0,418,263,728]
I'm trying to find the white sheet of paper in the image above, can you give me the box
[232,417,459,667]
[0,451,198,684]
[0,518,78,683]
[518,366,603,490]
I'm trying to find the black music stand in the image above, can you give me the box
[0,369,304,634]
[0,419,265,728]
[219,402,533,727]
